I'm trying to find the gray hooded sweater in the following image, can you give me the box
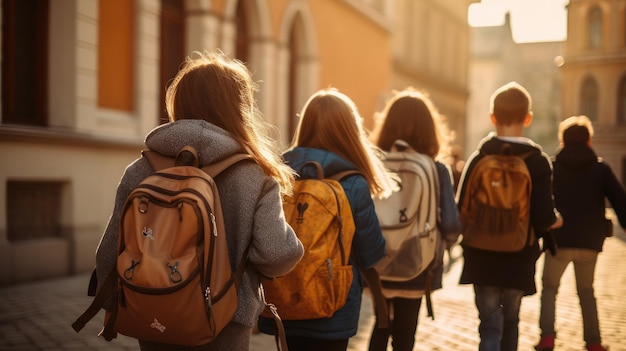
[95,119,304,329]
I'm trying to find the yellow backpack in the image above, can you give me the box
[262,161,358,320]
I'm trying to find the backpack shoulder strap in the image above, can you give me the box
[142,148,252,177]
[202,154,253,178]
[142,149,173,171]
[328,170,362,182]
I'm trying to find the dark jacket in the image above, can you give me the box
[258,147,387,340]
[381,161,462,293]
[552,143,626,251]
[457,133,558,295]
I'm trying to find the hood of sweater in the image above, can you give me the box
[478,132,543,156]
[144,119,245,165]
[554,144,597,169]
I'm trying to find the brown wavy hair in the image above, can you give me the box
[165,50,294,195]
[372,88,453,161]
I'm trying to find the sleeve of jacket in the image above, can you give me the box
[436,162,462,246]
[345,175,386,269]
[95,157,151,293]
[602,162,626,228]
[455,150,480,209]
[529,152,558,232]
[248,178,304,278]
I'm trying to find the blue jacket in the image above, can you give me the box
[258,147,386,339]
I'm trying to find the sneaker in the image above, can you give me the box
[535,335,555,351]
[586,344,608,351]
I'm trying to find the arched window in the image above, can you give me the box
[160,0,185,124]
[588,6,602,49]
[580,76,598,121]
[2,0,49,126]
[99,0,135,112]
[287,15,305,138]
[618,75,626,125]
[235,0,250,64]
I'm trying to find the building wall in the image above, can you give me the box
[561,0,626,184]
[389,0,475,161]
[0,0,472,285]
[467,15,563,158]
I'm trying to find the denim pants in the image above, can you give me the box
[474,284,524,351]
[539,248,601,345]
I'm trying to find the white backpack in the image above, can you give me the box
[374,140,440,282]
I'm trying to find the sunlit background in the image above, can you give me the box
[468,0,568,43]
[0,0,624,289]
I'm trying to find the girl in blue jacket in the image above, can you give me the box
[259,88,397,351]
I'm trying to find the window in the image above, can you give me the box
[7,181,64,242]
[580,76,599,121]
[1,0,49,126]
[98,0,135,111]
[235,0,250,64]
[623,158,626,189]
[618,76,626,125]
[588,6,602,49]
[160,0,185,124]
[288,16,305,139]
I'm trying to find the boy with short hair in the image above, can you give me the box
[456,81,562,351]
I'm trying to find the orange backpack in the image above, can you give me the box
[262,161,358,320]
[459,144,535,252]
[72,146,250,346]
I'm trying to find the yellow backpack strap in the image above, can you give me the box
[329,170,362,181]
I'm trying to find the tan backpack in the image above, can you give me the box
[459,144,535,252]
[373,141,440,282]
[72,146,250,346]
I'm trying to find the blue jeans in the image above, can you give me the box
[539,248,601,345]
[474,285,524,351]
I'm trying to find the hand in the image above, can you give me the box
[541,231,558,256]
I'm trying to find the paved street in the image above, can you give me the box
[1,222,625,350]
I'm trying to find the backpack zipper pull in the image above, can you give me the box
[327,258,333,280]
[502,169,508,187]
[210,213,217,236]
[205,287,212,310]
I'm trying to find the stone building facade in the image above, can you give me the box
[0,0,473,285]
[560,0,626,184]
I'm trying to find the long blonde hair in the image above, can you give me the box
[290,88,397,198]
[165,50,294,195]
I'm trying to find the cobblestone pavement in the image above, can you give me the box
[1,225,625,350]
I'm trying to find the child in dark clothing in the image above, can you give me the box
[456,81,562,351]
[535,115,626,351]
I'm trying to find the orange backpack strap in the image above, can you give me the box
[142,148,253,177]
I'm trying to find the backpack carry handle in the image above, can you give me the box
[142,148,252,177]
[300,161,325,179]
[175,145,199,167]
